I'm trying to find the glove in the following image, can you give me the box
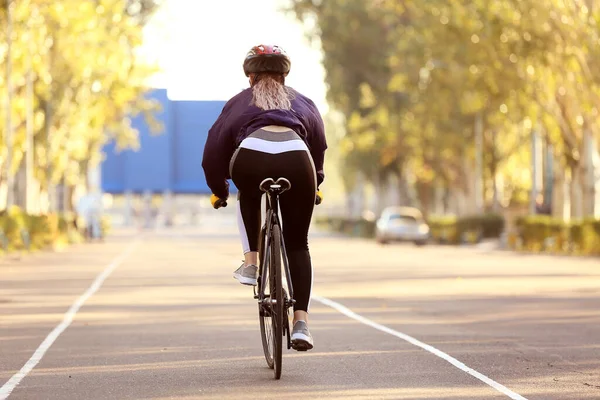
[315,190,323,205]
[210,194,228,209]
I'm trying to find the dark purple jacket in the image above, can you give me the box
[201,87,327,199]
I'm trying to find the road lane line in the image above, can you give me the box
[313,295,528,400]
[0,239,142,400]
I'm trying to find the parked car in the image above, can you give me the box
[375,206,430,245]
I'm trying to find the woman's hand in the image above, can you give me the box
[315,191,323,205]
[210,194,228,209]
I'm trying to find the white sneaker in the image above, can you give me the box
[291,320,314,351]
[233,263,258,286]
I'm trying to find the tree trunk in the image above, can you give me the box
[29,179,41,215]
[594,144,600,219]
[350,173,365,218]
[373,172,385,216]
[447,187,457,215]
[433,182,445,215]
[47,176,57,212]
[56,180,65,213]
[530,130,542,215]
[464,156,477,214]
[416,181,433,216]
[582,131,596,216]
[41,188,50,214]
[0,176,6,210]
[474,112,484,213]
[15,162,27,209]
[386,173,400,208]
[563,170,571,222]
[543,142,554,215]
[488,129,501,212]
[570,163,583,219]
[492,173,503,212]
[552,161,566,220]
[459,188,468,216]
[398,168,417,207]
[65,184,75,213]
[490,164,499,212]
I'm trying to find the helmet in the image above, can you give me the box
[243,44,291,77]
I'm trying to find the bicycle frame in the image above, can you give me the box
[258,188,295,305]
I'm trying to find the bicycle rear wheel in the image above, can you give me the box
[270,224,284,379]
[258,226,274,369]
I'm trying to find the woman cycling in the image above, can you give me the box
[201,44,327,351]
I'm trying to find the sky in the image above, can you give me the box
[140,0,329,113]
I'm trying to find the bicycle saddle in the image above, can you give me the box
[259,177,292,193]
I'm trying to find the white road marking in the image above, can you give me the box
[0,239,141,400]
[313,295,528,400]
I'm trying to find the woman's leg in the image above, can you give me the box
[236,191,261,261]
[285,250,313,324]
[230,192,261,286]
[231,149,266,284]
[276,151,317,323]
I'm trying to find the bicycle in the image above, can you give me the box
[255,177,295,380]
[211,178,321,380]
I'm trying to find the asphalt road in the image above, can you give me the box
[1,218,599,400]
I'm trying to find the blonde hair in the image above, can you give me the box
[251,74,295,110]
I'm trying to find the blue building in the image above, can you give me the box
[101,89,227,195]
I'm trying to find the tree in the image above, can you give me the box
[289,0,600,218]
[0,0,163,212]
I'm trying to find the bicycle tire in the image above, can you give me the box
[271,224,284,379]
[258,226,275,369]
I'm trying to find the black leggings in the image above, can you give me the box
[230,128,316,312]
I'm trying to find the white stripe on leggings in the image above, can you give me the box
[239,137,309,154]
[307,256,314,312]
[236,199,251,254]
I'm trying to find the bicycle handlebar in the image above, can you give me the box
[210,194,228,209]
[212,189,321,209]
[315,191,323,205]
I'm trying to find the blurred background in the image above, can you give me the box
[1,0,600,255]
